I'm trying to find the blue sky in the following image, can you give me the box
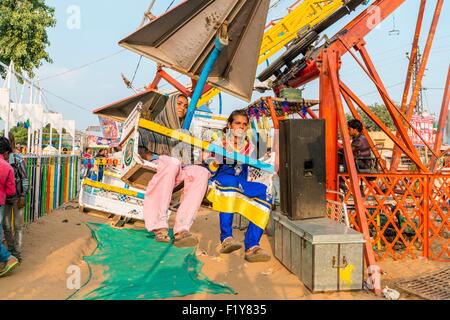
[4,0,449,130]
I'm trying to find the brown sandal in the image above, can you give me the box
[154,229,171,243]
[173,231,198,248]
[245,246,271,263]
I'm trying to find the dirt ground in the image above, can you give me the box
[0,203,446,300]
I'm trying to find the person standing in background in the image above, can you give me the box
[3,134,29,262]
[0,137,20,277]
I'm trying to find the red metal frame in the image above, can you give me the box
[342,90,387,173]
[267,0,449,282]
[266,97,280,130]
[147,66,216,101]
[340,82,428,172]
[430,66,450,171]
[147,67,192,97]
[391,0,444,170]
[306,108,318,119]
[400,0,427,113]
[347,42,440,163]
[326,50,378,272]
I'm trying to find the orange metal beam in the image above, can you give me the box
[342,91,387,173]
[406,0,443,120]
[340,82,429,173]
[430,66,450,171]
[344,43,430,164]
[327,51,379,280]
[319,50,339,192]
[345,42,439,162]
[392,0,444,170]
[147,68,192,97]
[400,0,427,112]
[283,0,406,88]
[266,97,280,130]
[306,108,319,119]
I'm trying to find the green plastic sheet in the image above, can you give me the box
[73,223,235,300]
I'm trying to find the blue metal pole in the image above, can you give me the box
[183,37,227,130]
[218,92,223,115]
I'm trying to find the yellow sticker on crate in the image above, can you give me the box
[339,264,354,286]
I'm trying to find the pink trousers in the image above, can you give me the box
[143,155,210,234]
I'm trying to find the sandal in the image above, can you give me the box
[173,231,198,248]
[0,256,19,278]
[245,246,271,263]
[220,237,242,254]
[154,229,171,243]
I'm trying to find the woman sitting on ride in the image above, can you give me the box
[205,109,272,263]
[139,93,211,248]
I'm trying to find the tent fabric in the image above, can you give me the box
[72,223,235,300]
[9,103,44,130]
[44,113,64,133]
[0,88,10,122]
[64,120,76,139]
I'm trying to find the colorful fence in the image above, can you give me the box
[23,155,80,224]
[339,173,450,262]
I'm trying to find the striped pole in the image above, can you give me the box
[34,155,41,221]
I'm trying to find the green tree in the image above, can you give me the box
[10,125,28,145]
[0,0,56,78]
[346,103,396,132]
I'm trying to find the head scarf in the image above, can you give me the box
[139,93,187,157]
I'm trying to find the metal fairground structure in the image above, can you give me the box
[257,0,449,264]
[95,0,449,272]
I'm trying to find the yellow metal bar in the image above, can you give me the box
[259,0,345,64]
[198,0,346,106]
[83,179,145,199]
[104,171,122,179]
[138,119,275,172]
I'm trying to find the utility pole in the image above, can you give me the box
[408,46,427,116]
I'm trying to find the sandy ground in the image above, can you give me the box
[0,203,446,300]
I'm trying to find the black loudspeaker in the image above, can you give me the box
[279,119,326,220]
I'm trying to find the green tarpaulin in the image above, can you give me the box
[71,223,234,300]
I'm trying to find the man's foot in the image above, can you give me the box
[0,256,20,278]
[220,237,242,254]
[174,231,198,248]
[245,246,271,263]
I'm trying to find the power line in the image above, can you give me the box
[359,81,405,98]
[0,60,92,114]
[130,56,143,85]
[165,0,176,13]
[39,49,126,82]
[127,0,178,91]
[41,88,91,112]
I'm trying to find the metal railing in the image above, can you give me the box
[22,155,80,224]
[339,173,450,262]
